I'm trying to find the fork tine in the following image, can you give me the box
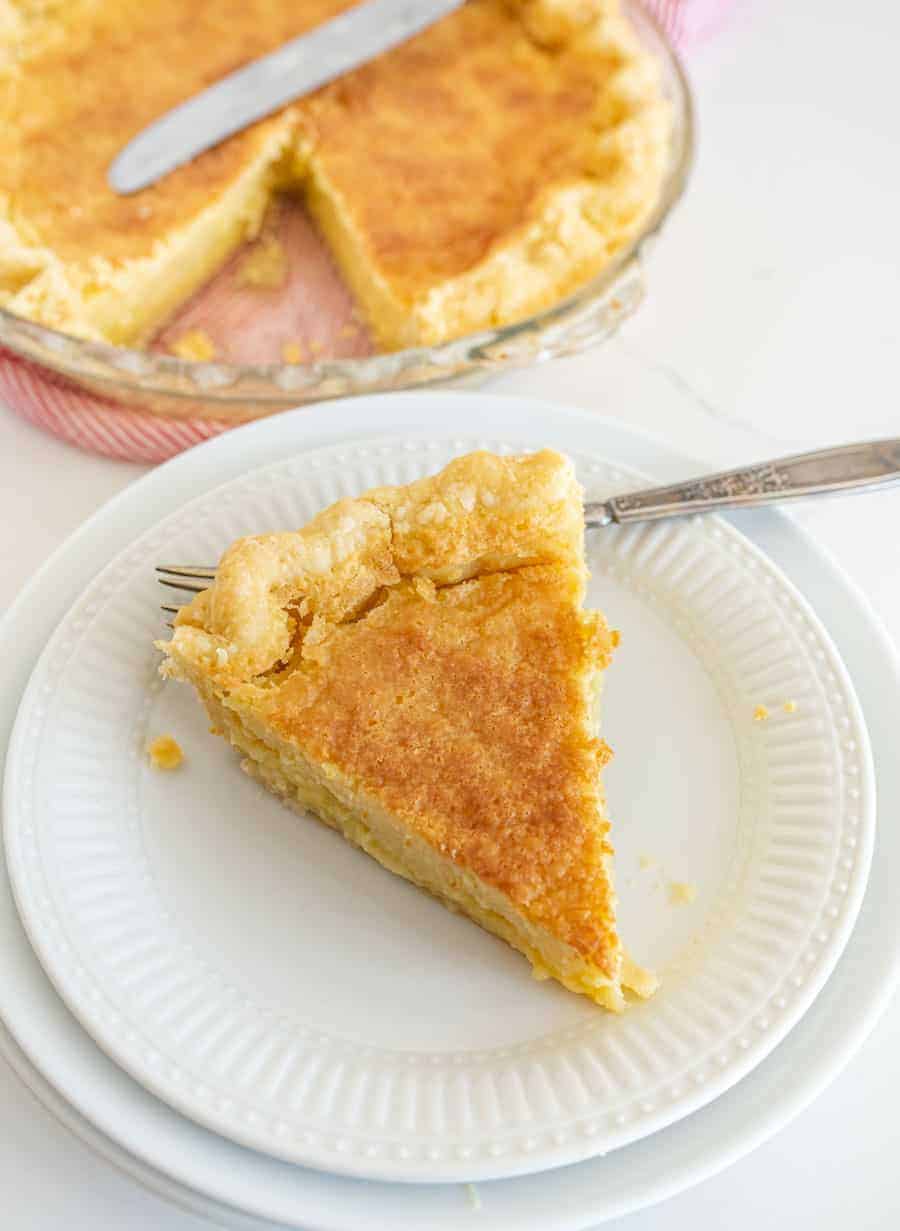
[156,564,217,581]
[158,578,208,594]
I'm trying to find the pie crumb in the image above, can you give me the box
[783,699,798,714]
[281,340,305,364]
[236,234,287,289]
[147,735,184,771]
[638,854,655,870]
[668,881,697,906]
[169,329,216,362]
[753,704,769,722]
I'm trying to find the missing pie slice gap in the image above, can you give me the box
[158,450,657,1010]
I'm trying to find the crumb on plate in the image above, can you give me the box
[235,233,287,289]
[638,854,655,870]
[147,735,184,771]
[465,1183,482,1212]
[783,699,798,713]
[169,329,216,362]
[753,704,769,722]
[668,881,697,906]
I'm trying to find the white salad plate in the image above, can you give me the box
[0,395,896,1228]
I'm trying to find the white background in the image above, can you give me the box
[2,0,899,1225]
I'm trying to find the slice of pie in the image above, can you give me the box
[158,450,656,1010]
[1,0,669,349]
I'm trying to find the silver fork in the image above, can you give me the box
[157,564,216,625]
[156,438,900,617]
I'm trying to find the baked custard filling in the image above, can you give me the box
[2,0,670,350]
[158,451,656,1010]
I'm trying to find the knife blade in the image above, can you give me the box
[108,0,464,195]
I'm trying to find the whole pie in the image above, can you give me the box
[159,450,656,1010]
[0,0,669,350]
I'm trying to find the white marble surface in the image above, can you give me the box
[2,0,899,1225]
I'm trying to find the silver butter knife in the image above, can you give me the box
[109,0,464,195]
[583,438,900,526]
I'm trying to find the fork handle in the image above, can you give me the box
[584,438,900,527]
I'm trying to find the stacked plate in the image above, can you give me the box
[2,394,898,1230]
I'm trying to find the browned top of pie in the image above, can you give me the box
[258,566,619,968]
[303,1,623,292]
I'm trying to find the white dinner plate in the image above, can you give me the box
[4,409,874,1184]
[0,397,896,1231]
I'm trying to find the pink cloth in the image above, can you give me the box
[2,0,719,463]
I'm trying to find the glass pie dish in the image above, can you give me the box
[0,1,693,431]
